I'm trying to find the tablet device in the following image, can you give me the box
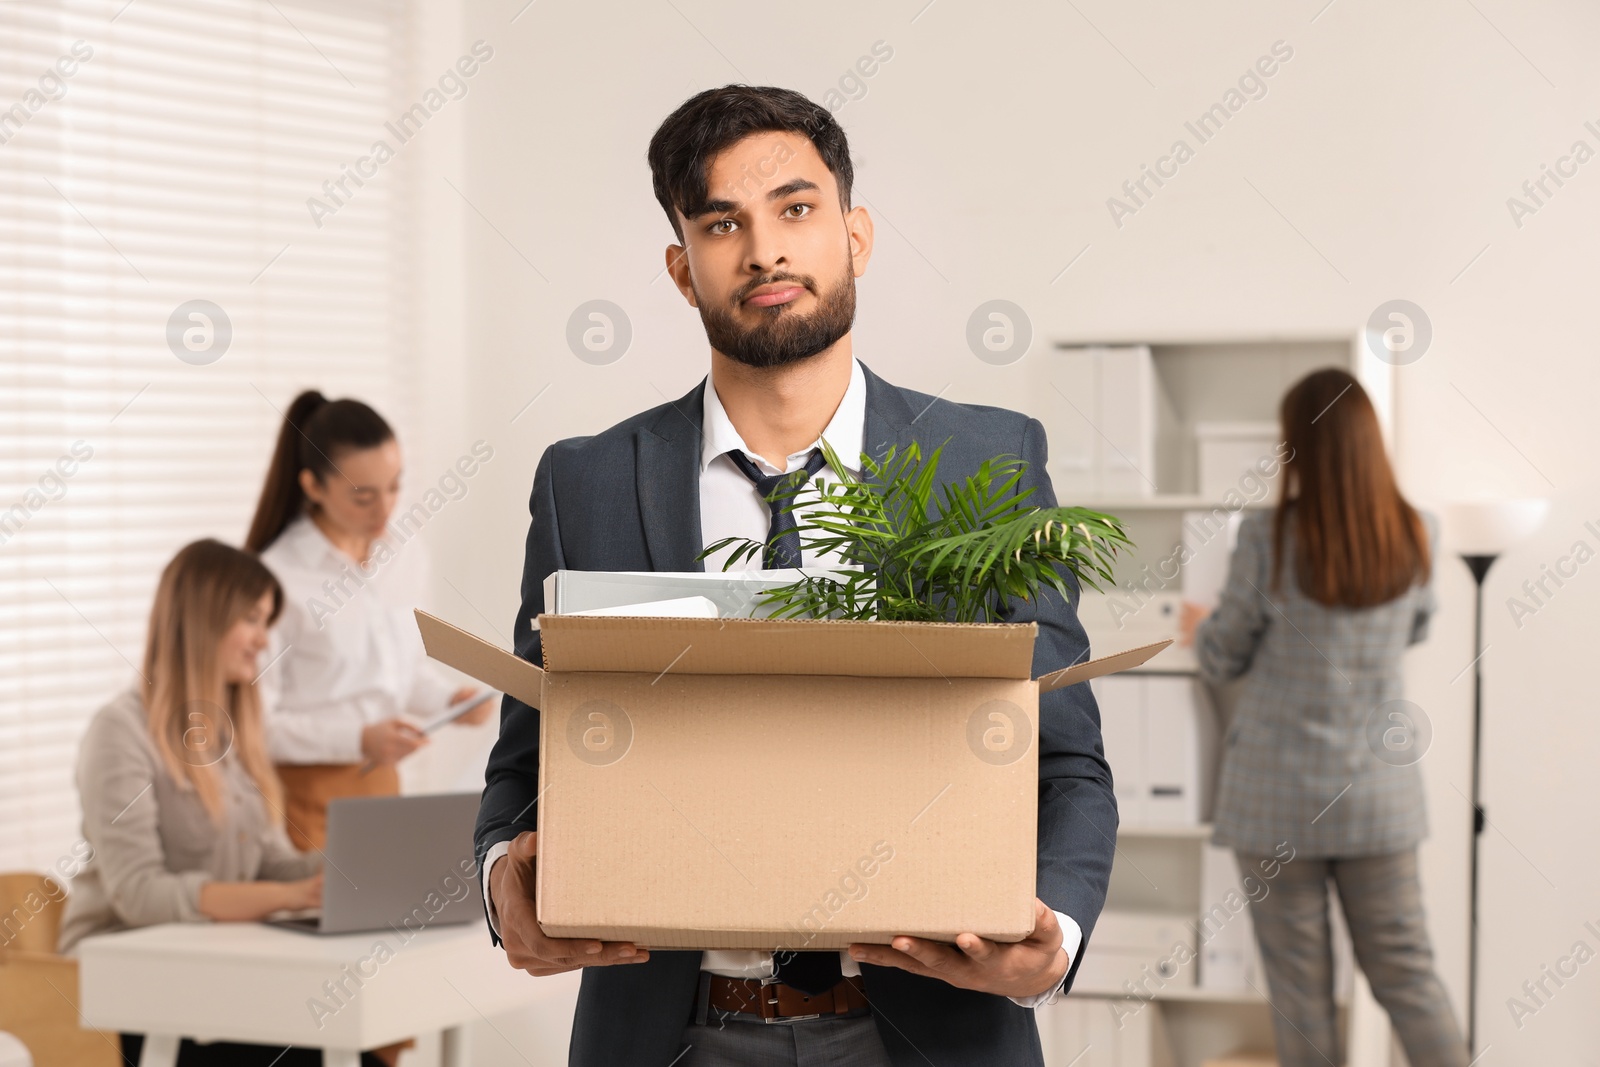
[416,688,499,734]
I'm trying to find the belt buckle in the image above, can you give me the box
[757,976,821,1024]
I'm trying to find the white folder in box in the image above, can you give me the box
[541,569,860,621]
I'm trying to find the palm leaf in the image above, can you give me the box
[696,436,1132,623]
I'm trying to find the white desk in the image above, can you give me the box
[77,919,572,1067]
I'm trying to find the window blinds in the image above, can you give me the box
[0,0,414,876]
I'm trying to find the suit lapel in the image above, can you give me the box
[637,364,914,572]
[861,362,920,465]
[636,380,708,572]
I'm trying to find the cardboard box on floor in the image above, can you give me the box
[416,609,1169,951]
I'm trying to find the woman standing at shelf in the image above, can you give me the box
[244,391,492,852]
[1182,368,1468,1067]
[56,540,388,1067]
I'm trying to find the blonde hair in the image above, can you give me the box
[140,539,285,824]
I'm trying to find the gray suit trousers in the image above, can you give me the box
[679,1014,893,1067]
[1240,849,1468,1067]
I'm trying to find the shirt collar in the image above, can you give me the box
[277,513,349,570]
[700,358,867,476]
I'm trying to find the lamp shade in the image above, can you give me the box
[1441,499,1550,556]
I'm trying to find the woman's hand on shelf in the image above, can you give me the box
[1179,601,1210,647]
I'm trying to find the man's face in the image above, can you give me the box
[665,130,874,369]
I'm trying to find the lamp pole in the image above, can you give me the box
[1462,551,1496,1055]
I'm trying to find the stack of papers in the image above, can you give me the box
[538,569,860,625]
[567,595,719,619]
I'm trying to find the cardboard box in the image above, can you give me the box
[1201,1052,1277,1067]
[416,609,1169,950]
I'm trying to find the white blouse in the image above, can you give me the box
[258,515,457,765]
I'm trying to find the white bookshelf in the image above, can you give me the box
[1029,335,1392,593]
[1026,336,1396,1067]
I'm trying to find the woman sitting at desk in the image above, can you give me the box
[56,539,382,1067]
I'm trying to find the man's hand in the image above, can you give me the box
[847,898,1070,999]
[489,830,649,976]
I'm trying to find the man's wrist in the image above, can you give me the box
[1042,946,1070,994]
[488,855,506,901]
[1006,944,1072,1007]
[481,841,514,938]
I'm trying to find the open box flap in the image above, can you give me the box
[536,613,1040,680]
[1035,639,1174,693]
[415,610,544,709]
[419,609,1170,695]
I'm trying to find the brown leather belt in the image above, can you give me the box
[696,974,869,1024]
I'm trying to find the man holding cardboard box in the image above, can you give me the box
[475,86,1120,1066]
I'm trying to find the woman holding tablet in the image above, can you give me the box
[245,391,491,853]
[56,540,385,1066]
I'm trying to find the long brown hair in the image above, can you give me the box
[142,539,285,823]
[1273,368,1430,607]
[245,390,394,553]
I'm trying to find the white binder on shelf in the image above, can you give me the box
[1094,673,1219,826]
[1033,345,1157,499]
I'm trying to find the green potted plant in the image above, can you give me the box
[700,439,1132,623]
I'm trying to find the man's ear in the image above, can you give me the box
[664,242,696,307]
[846,204,874,279]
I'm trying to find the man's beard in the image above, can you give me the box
[697,261,856,370]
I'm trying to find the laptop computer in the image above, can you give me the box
[268,792,484,935]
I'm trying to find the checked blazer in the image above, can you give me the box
[1197,508,1440,858]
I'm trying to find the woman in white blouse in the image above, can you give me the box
[244,391,491,853]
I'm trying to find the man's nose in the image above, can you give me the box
[743,219,787,276]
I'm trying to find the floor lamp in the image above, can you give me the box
[1442,499,1548,1053]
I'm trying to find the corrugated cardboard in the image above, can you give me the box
[416,609,1169,950]
[1201,1052,1277,1067]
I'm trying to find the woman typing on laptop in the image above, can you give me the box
[55,540,385,1066]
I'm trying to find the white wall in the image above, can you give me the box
[407,0,1600,1061]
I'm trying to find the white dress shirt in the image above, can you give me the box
[258,515,458,764]
[486,359,1079,1007]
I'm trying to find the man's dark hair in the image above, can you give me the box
[647,85,854,242]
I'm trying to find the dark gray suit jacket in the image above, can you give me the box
[475,363,1118,1066]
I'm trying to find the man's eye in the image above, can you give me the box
[709,219,735,234]
[785,204,811,218]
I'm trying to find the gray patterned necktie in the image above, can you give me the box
[724,447,826,569]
